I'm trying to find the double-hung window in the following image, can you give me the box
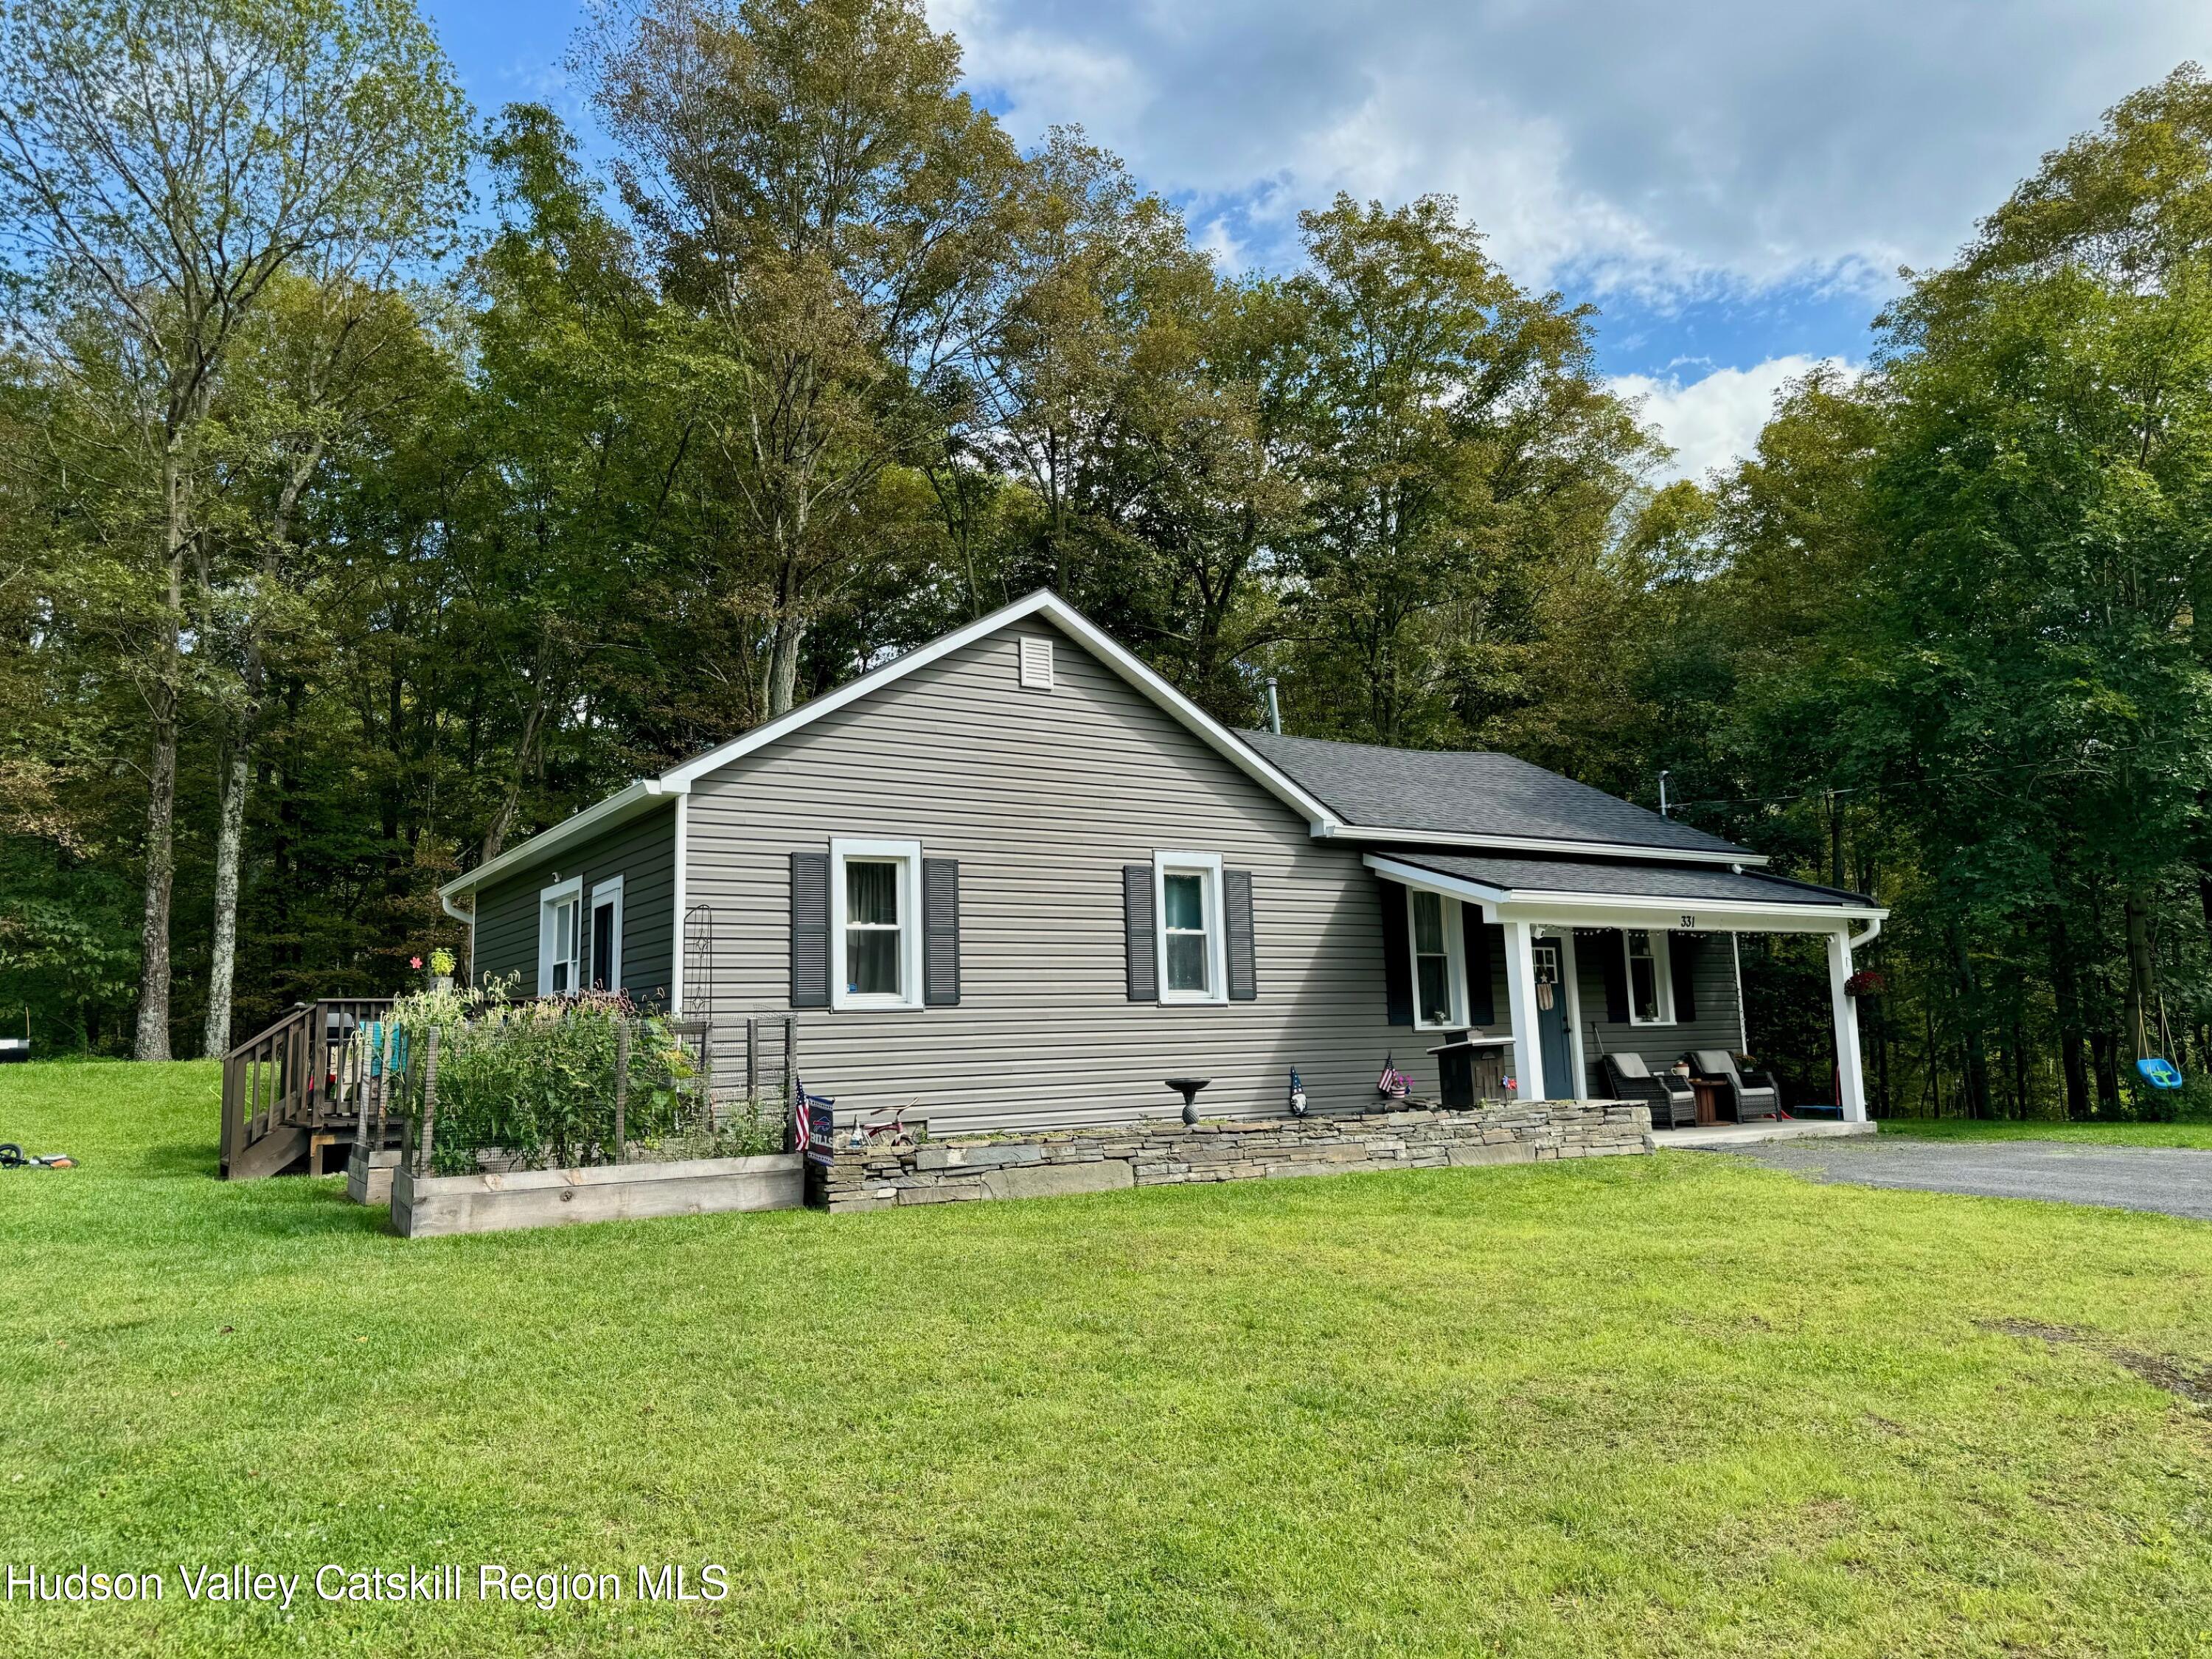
[1408,889,1466,1030]
[538,875,582,996]
[830,839,922,1010]
[1154,852,1225,1005]
[1624,929,1674,1025]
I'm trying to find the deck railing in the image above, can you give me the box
[220,998,394,1178]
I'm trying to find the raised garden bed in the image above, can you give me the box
[372,988,799,1237]
[347,1144,400,1206]
[392,1152,802,1237]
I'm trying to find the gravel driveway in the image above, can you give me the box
[1717,1135,2212,1221]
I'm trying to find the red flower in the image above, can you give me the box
[410,956,423,970]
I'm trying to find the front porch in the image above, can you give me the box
[1367,848,1888,1126]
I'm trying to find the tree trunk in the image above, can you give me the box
[481,691,552,867]
[133,449,190,1062]
[2090,1029,2122,1114]
[132,685,179,1062]
[202,745,249,1057]
[767,604,805,717]
[202,439,316,1057]
[2045,908,2092,1120]
[1948,923,1992,1119]
[2123,883,2158,1064]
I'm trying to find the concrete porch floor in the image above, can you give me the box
[1655,1118,1879,1150]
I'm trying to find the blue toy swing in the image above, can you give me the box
[2136,1056,2185,1091]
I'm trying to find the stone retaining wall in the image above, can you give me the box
[808,1100,1653,1213]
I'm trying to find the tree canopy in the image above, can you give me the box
[4,1,2211,1121]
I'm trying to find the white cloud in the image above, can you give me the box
[1610,356,1857,485]
[931,0,2210,299]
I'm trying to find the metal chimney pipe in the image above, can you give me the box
[1264,678,1282,734]
[1658,769,1672,818]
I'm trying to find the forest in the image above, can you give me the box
[4,0,2211,1121]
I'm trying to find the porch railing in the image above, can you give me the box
[220,998,394,1179]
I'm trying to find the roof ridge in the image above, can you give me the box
[1241,728,1512,761]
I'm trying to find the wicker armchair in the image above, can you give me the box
[1692,1050,1782,1122]
[1602,1052,1698,1129]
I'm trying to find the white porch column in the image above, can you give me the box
[1826,928,1868,1123]
[1500,919,1546,1102]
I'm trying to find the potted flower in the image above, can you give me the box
[1843,968,1885,998]
[431,947,456,991]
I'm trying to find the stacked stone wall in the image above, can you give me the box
[809,1100,1653,1213]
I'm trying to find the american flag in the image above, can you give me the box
[793,1076,812,1152]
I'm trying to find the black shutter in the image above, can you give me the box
[1669,932,1698,1023]
[1122,866,1157,1001]
[1225,869,1257,1001]
[790,852,830,1009]
[1380,880,1413,1026]
[1597,928,1629,1023]
[1463,910,1497,1026]
[922,858,961,1006]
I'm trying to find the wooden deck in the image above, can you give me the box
[220,998,394,1180]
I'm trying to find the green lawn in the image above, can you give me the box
[1877,1116,2212,1149]
[5,1063,2212,1658]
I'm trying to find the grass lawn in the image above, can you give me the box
[1876,1116,2212,1149]
[5,1063,2212,1658]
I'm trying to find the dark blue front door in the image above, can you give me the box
[1533,936,1574,1098]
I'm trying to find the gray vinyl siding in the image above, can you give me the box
[469,804,678,1004]
[1572,928,1743,1093]
[684,619,1427,1134]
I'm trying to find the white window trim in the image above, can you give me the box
[1408,889,1469,1032]
[589,874,624,993]
[538,874,582,998]
[1153,851,1228,1006]
[830,838,924,1012]
[1624,928,1676,1026]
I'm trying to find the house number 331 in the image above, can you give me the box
[1680,915,1696,928]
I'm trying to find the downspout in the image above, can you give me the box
[669,790,689,1016]
[1848,917,1882,950]
[441,888,476,985]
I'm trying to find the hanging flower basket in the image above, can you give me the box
[1844,969,1886,998]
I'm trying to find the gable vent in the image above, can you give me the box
[1018,636,1054,690]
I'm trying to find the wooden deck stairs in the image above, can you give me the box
[220,999,394,1180]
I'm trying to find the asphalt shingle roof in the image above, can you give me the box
[1237,731,1747,856]
[1377,849,1874,908]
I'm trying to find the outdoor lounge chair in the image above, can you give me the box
[1602,1052,1698,1129]
[1692,1050,1782,1122]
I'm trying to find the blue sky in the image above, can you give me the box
[426,0,2210,481]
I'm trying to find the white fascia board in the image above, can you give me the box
[439,778,686,902]
[1327,822,1766,866]
[1489,894,1889,933]
[1363,855,1513,906]
[1363,854,1888,932]
[657,590,1342,831]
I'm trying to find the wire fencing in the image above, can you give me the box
[370,996,793,1178]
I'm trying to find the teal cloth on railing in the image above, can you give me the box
[361,1021,408,1077]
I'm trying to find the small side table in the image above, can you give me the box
[1688,1077,1729,1126]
